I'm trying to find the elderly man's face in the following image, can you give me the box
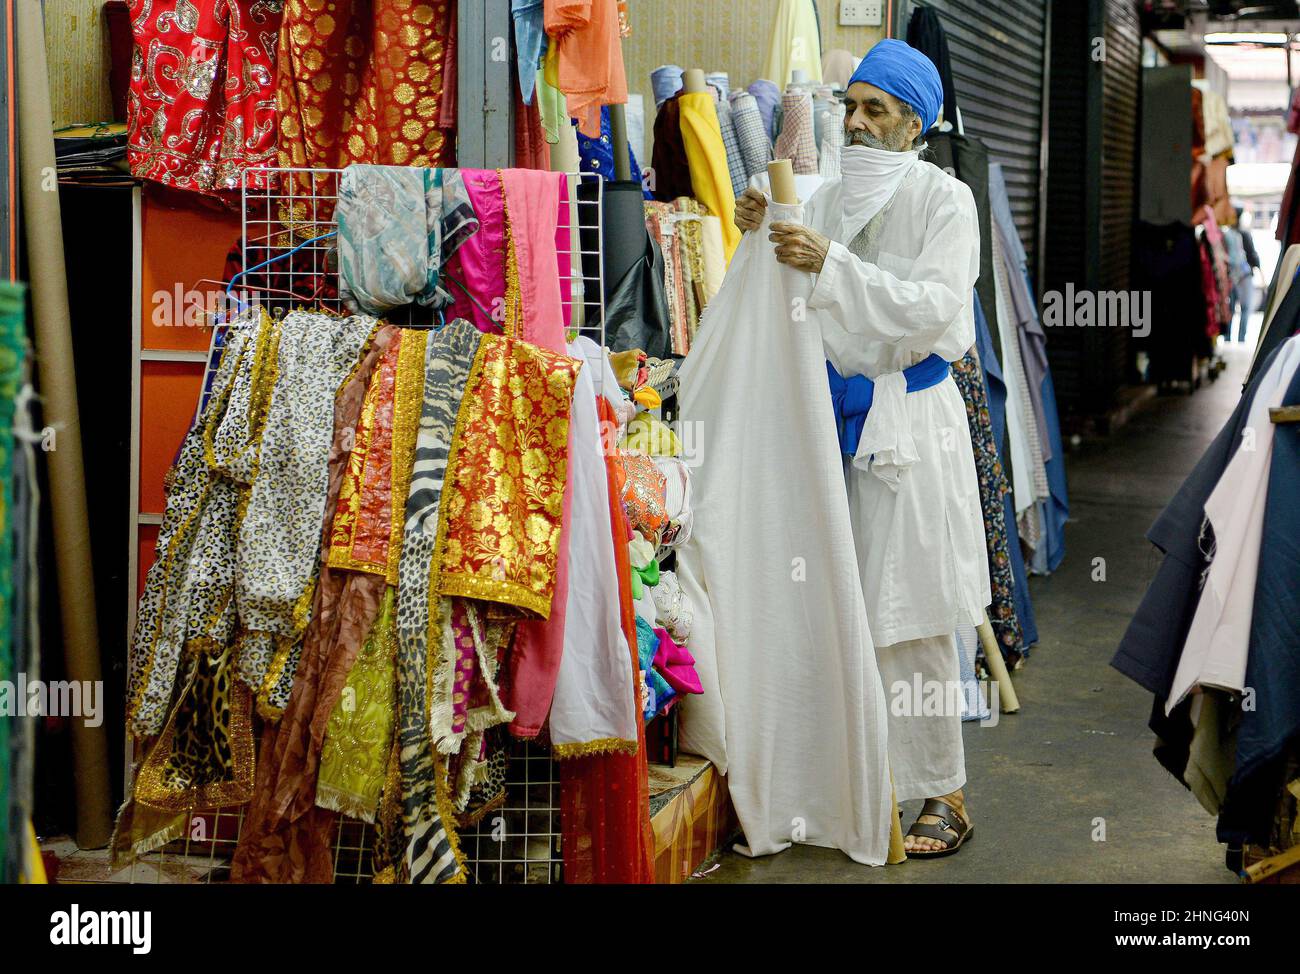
[843,81,921,151]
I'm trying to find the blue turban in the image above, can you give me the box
[848,38,944,133]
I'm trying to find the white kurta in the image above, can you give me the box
[802,161,992,648]
[676,198,894,865]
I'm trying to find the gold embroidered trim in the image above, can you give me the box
[436,575,551,619]
[133,667,256,810]
[252,631,296,721]
[386,329,429,584]
[551,737,640,759]
[500,170,523,339]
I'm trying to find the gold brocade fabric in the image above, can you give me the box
[276,0,455,230]
[326,329,426,583]
[315,587,398,823]
[433,334,582,617]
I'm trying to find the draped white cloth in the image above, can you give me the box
[676,198,894,865]
[547,337,639,754]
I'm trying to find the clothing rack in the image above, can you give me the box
[129,166,611,884]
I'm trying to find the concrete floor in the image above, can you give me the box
[699,344,1256,884]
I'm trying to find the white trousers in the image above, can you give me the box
[874,633,967,802]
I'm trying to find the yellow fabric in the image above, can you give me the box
[678,91,740,263]
[622,411,682,456]
[699,215,726,301]
[633,387,662,410]
[609,348,644,389]
[764,0,823,87]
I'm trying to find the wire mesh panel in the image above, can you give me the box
[140,165,609,884]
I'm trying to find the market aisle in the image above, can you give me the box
[698,345,1255,884]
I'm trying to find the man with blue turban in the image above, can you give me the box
[735,38,988,859]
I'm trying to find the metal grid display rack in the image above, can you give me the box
[129,166,607,884]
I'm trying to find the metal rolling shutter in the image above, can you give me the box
[897,0,1050,272]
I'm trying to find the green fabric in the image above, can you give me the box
[0,282,26,883]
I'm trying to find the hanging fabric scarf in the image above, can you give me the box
[315,587,398,822]
[233,310,377,718]
[336,166,478,315]
[392,318,484,885]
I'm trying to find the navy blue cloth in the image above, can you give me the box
[1111,344,1284,697]
[848,38,944,133]
[826,353,950,456]
[1219,355,1300,843]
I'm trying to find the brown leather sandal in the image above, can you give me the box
[905,797,973,859]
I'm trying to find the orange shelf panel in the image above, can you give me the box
[140,187,242,352]
[139,360,204,515]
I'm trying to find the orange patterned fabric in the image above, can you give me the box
[433,334,582,618]
[326,328,427,583]
[276,0,454,221]
[328,330,400,576]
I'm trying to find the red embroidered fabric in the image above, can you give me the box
[127,0,281,196]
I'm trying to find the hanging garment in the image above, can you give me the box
[432,334,582,615]
[906,6,959,129]
[548,337,639,757]
[1165,337,1300,711]
[392,319,483,885]
[316,588,398,822]
[950,339,1023,659]
[803,161,991,647]
[229,325,400,883]
[1112,341,1287,696]
[989,230,1042,523]
[729,92,774,183]
[558,393,656,884]
[336,166,478,315]
[764,0,823,87]
[444,169,508,334]
[125,316,259,738]
[774,90,818,176]
[512,0,547,104]
[499,169,578,738]
[276,0,455,218]
[675,194,894,865]
[544,0,627,137]
[127,0,281,195]
[1229,357,1300,841]
[234,311,378,717]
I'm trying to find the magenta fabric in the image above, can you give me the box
[653,628,703,695]
[499,168,577,738]
[445,168,506,333]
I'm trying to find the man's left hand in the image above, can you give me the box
[769,222,830,273]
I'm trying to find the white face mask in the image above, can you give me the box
[838,143,919,243]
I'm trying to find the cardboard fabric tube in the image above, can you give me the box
[683,68,706,94]
[977,613,1020,714]
[767,159,797,204]
[17,0,112,848]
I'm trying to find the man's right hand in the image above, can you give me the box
[734,188,767,232]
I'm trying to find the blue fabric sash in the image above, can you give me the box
[826,353,951,456]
